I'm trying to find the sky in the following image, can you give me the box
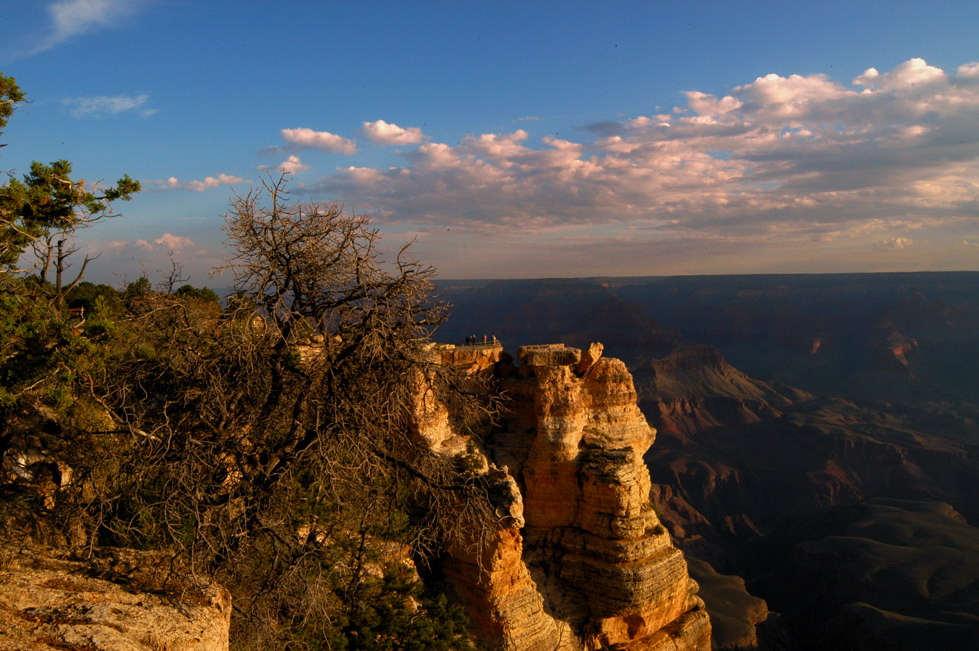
[2,0,978,287]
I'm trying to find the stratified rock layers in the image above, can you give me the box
[440,344,710,650]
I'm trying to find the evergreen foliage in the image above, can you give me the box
[173,283,220,304]
[0,159,140,276]
[0,73,24,138]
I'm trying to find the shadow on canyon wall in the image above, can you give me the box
[436,271,979,650]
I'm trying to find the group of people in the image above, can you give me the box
[465,334,499,346]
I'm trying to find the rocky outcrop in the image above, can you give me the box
[0,545,231,651]
[882,326,918,368]
[685,558,774,650]
[409,342,509,456]
[438,341,508,371]
[637,345,805,407]
[436,274,979,648]
[0,400,231,650]
[431,343,710,650]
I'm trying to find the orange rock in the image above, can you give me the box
[433,343,711,649]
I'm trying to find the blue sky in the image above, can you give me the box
[2,1,978,286]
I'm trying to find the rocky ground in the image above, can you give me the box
[0,544,230,651]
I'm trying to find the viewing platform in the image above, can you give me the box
[429,342,603,374]
[431,341,507,370]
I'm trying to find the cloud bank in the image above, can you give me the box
[306,58,979,274]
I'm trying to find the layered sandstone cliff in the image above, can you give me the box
[423,343,710,650]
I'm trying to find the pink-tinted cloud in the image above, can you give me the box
[362,119,423,145]
[281,127,357,154]
[308,59,978,260]
[854,58,946,91]
[151,173,248,192]
[278,155,309,174]
[92,232,219,285]
[134,233,196,252]
[876,237,914,250]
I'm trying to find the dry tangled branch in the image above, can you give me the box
[80,174,498,647]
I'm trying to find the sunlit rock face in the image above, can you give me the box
[408,342,509,456]
[0,545,231,651]
[426,343,710,650]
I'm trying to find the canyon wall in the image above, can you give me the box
[423,343,710,650]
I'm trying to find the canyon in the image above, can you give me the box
[437,272,979,649]
[3,270,977,649]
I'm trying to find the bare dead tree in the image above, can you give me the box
[157,252,188,295]
[84,174,499,647]
[31,230,102,309]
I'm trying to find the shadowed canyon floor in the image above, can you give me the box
[2,272,976,649]
[437,272,979,650]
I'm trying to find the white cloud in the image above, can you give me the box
[341,166,386,185]
[136,233,196,252]
[957,63,979,77]
[34,0,142,54]
[362,119,423,145]
[92,232,219,285]
[62,93,155,117]
[731,72,853,121]
[461,130,529,159]
[278,155,309,174]
[154,173,248,192]
[854,58,945,91]
[408,142,462,170]
[876,237,914,250]
[304,58,979,270]
[281,127,357,154]
[685,91,742,117]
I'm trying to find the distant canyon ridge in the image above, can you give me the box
[435,271,979,650]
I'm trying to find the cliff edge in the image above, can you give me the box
[423,342,711,650]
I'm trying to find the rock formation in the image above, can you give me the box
[435,273,979,648]
[0,339,709,650]
[0,545,231,651]
[423,343,710,650]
